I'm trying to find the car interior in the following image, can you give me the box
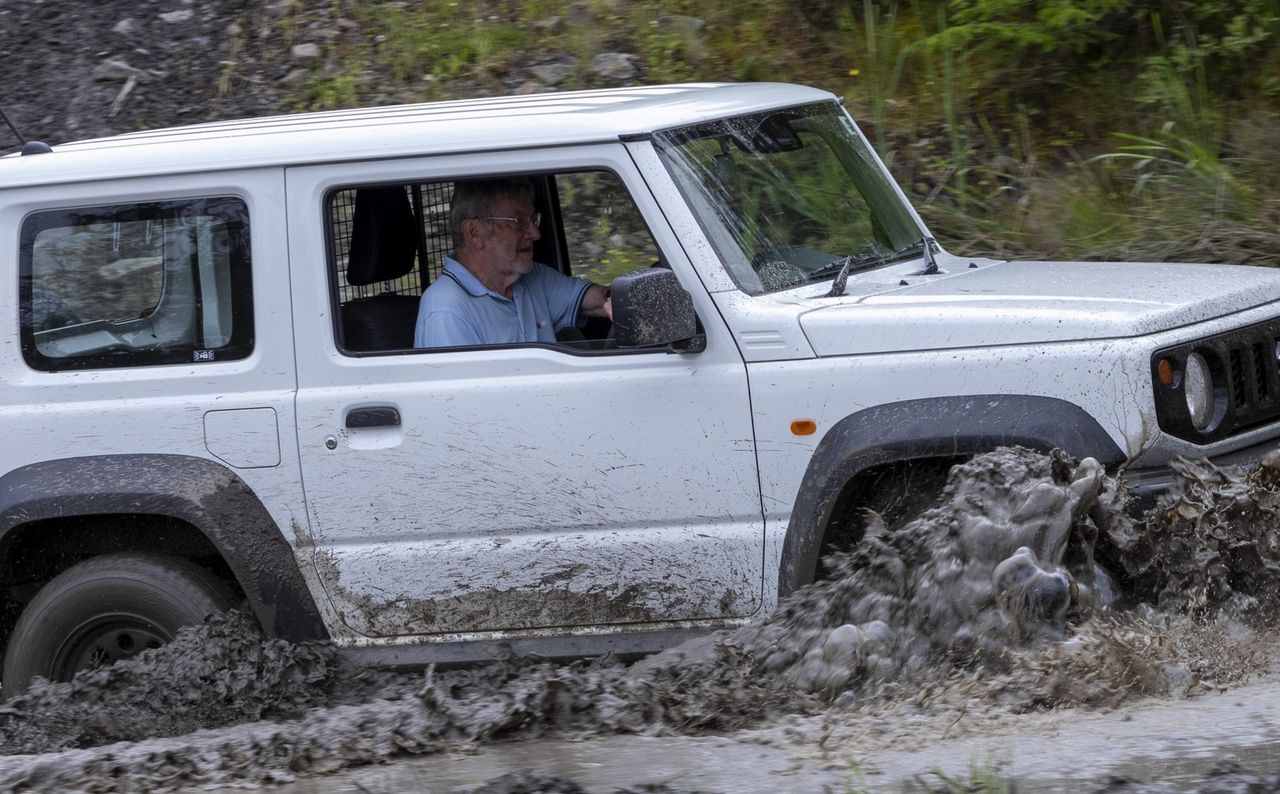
[327,174,623,356]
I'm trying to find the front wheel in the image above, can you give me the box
[2,553,235,697]
[819,458,962,575]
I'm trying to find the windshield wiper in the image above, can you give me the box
[824,237,939,297]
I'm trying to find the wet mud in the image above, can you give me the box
[465,772,691,793]
[1,446,1278,790]
[446,761,1280,793]
[1097,760,1280,793]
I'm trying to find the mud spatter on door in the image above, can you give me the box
[0,446,1275,791]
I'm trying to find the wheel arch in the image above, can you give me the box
[777,395,1127,598]
[0,454,328,646]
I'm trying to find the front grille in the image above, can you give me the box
[1152,316,1280,444]
[1256,342,1271,401]
[1229,348,1247,407]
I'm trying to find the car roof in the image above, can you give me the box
[1,82,836,187]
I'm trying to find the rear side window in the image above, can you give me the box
[19,197,253,371]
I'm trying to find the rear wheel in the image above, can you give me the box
[2,553,234,697]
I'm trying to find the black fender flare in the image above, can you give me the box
[777,395,1126,598]
[0,454,328,642]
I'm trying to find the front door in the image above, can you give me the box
[286,150,765,638]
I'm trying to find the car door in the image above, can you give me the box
[285,146,765,639]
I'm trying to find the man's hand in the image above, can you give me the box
[583,283,613,321]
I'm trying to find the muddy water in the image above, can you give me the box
[0,446,1277,791]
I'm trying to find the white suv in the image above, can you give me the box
[2,83,1278,693]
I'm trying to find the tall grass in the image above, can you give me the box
[840,1,1279,266]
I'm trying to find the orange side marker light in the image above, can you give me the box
[791,419,817,436]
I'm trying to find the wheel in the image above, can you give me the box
[2,553,234,697]
[818,458,962,576]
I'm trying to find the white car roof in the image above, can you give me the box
[1,82,836,187]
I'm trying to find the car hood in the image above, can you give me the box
[798,260,1280,356]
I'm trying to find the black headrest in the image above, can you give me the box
[346,187,420,286]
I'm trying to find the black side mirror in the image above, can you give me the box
[610,268,700,350]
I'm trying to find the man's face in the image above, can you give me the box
[475,193,541,277]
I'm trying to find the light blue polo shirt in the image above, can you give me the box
[414,256,590,348]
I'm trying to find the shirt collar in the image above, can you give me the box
[441,256,496,299]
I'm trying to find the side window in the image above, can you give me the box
[556,171,661,284]
[326,170,688,355]
[19,197,253,371]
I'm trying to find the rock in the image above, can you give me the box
[291,43,322,63]
[92,59,151,83]
[158,9,194,24]
[336,18,360,31]
[534,16,564,32]
[590,52,638,82]
[225,22,243,37]
[113,18,137,35]
[279,68,310,85]
[530,55,578,86]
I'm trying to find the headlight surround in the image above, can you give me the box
[1152,319,1280,444]
[1183,351,1214,430]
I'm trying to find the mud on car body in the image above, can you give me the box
[1,83,1278,692]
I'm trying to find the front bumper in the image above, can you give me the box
[1121,435,1280,512]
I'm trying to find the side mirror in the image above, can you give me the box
[610,268,701,350]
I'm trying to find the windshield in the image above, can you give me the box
[653,102,923,295]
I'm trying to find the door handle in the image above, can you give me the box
[345,406,401,428]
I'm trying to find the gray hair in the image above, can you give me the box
[449,178,535,252]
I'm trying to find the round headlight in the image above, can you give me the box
[1184,352,1214,430]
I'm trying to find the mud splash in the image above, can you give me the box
[0,446,1276,790]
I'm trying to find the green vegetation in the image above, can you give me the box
[916,760,1014,792]
[278,0,1279,266]
[840,757,1013,793]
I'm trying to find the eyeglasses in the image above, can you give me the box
[479,212,542,229]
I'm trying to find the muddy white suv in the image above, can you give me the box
[2,83,1279,693]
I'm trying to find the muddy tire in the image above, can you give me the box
[2,553,234,698]
[819,458,961,574]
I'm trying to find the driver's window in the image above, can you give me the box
[558,171,662,283]
[327,170,680,355]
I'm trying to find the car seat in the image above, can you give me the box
[340,187,423,351]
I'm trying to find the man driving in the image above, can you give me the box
[413,178,612,348]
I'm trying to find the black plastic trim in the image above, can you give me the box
[0,455,328,642]
[1151,316,1280,443]
[346,406,401,428]
[777,395,1126,598]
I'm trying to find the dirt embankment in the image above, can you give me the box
[0,0,644,149]
[1,0,258,146]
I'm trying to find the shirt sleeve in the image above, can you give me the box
[531,264,591,330]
